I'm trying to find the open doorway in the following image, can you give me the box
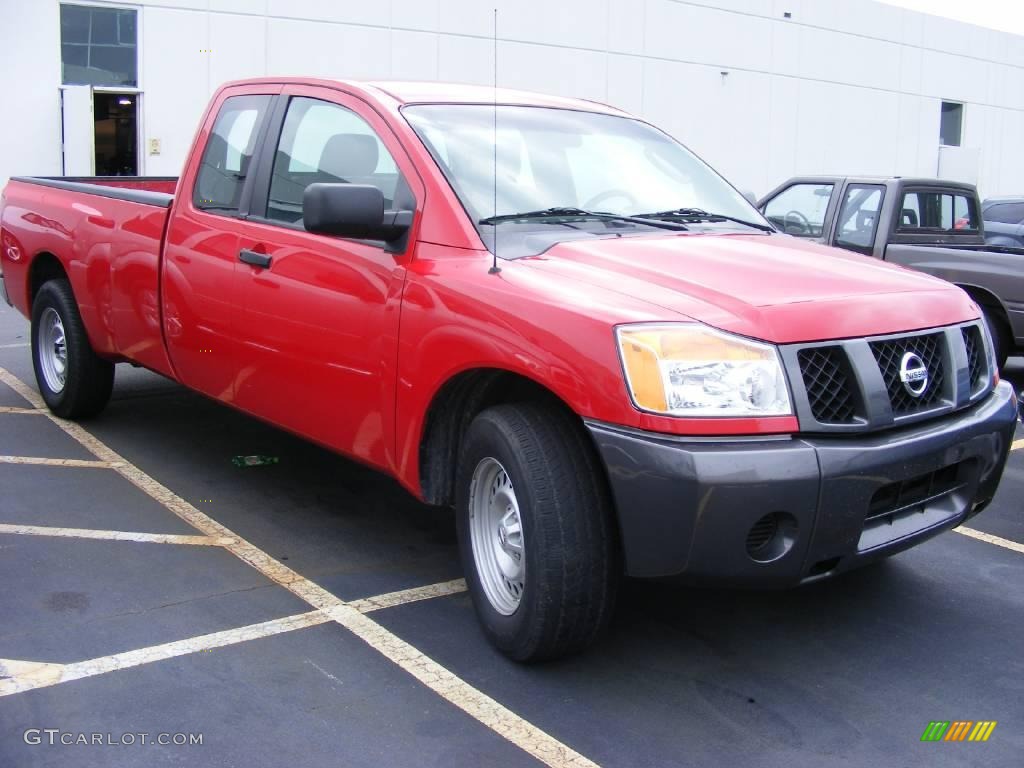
[93,92,138,175]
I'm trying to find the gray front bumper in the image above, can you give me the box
[587,381,1018,584]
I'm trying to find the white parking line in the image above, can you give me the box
[0,407,43,414]
[0,367,599,768]
[955,526,1024,555]
[0,455,118,469]
[0,611,331,696]
[0,342,29,349]
[0,523,231,546]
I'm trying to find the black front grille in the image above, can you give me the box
[866,462,967,524]
[962,325,984,392]
[798,346,857,423]
[869,332,945,416]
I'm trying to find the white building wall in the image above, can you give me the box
[1,0,1022,198]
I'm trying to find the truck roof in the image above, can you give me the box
[220,77,628,115]
[783,175,977,192]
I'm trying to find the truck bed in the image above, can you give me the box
[11,175,177,205]
[0,175,176,376]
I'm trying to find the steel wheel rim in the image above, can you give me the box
[469,457,525,616]
[38,308,67,394]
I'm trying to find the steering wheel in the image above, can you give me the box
[783,210,811,234]
[583,189,638,212]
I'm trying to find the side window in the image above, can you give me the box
[762,184,833,236]
[834,184,884,254]
[193,95,271,214]
[897,191,978,232]
[266,97,406,226]
[984,202,1024,225]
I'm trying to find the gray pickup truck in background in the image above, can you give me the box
[759,177,1024,368]
[982,196,1024,248]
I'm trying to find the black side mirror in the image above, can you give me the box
[303,183,411,244]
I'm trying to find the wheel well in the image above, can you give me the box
[419,369,586,507]
[958,285,1008,324]
[28,252,68,305]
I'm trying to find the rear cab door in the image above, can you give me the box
[230,83,424,471]
[163,83,280,400]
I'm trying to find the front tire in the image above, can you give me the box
[456,403,618,662]
[31,279,114,418]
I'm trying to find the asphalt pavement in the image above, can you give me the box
[0,292,1021,768]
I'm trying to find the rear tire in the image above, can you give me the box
[981,304,1010,371]
[31,279,114,419]
[456,403,618,662]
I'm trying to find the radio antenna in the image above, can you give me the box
[489,7,501,275]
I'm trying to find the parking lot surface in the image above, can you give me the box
[0,295,1021,768]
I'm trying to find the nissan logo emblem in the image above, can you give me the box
[899,352,929,397]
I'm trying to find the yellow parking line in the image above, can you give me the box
[0,406,43,414]
[0,367,599,768]
[955,526,1024,555]
[0,455,117,469]
[0,577,471,695]
[0,611,330,696]
[0,523,231,547]
[348,579,467,613]
[1012,439,1023,452]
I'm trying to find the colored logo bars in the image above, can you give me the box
[921,721,997,742]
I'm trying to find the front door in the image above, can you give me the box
[93,91,139,175]
[232,86,421,470]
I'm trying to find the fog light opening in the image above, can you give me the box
[746,512,798,563]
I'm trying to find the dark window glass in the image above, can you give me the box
[90,46,134,81]
[940,101,963,147]
[834,184,884,253]
[984,203,1024,225]
[118,12,136,45]
[60,4,89,43]
[60,4,137,87]
[90,10,117,44]
[60,43,88,69]
[898,191,978,232]
[266,97,407,226]
[762,183,833,236]
[193,95,271,214]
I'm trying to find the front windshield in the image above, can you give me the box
[402,104,769,255]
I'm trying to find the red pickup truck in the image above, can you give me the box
[1,79,1018,661]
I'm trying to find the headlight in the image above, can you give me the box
[617,323,792,417]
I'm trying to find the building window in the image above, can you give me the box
[60,4,138,87]
[940,101,963,147]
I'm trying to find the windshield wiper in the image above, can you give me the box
[634,208,775,233]
[479,207,688,231]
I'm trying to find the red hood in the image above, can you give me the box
[518,233,978,344]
